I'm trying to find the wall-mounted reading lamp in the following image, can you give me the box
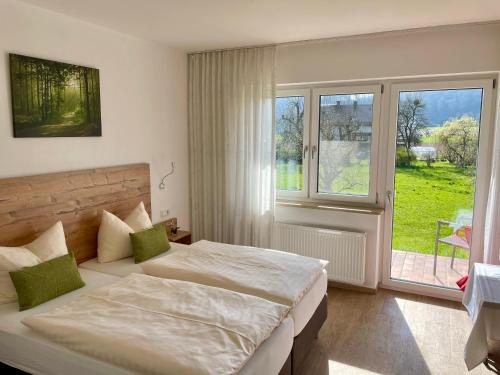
[159,162,175,190]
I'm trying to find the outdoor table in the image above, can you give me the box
[463,263,500,370]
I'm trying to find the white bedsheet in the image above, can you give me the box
[0,269,293,375]
[79,242,189,277]
[81,242,328,336]
[292,269,327,335]
[22,273,290,375]
[143,240,327,307]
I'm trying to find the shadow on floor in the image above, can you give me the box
[296,287,479,375]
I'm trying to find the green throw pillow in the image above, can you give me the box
[130,224,170,263]
[9,252,85,311]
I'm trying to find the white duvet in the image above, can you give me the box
[22,273,289,375]
[142,240,328,307]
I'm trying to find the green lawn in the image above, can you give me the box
[276,160,475,259]
[276,160,369,195]
[276,162,302,191]
[393,161,474,258]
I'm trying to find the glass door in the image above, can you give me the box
[384,79,494,295]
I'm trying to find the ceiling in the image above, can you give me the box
[17,0,500,52]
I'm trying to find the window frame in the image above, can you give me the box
[381,78,495,299]
[309,84,382,204]
[275,88,311,199]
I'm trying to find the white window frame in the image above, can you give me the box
[381,77,495,300]
[275,89,311,199]
[309,85,382,204]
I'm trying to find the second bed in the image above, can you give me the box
[80,240,329,372]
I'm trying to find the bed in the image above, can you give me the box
[79,242,190,275]
[0,269,294,375]
[0,164,294,375]
[80,240,328,373]
[80,244,328,337]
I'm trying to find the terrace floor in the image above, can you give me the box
[391,250,469,289]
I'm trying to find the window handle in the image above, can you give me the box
[386,190,392,205]
[311,145,317,159]
[303,145,309,159]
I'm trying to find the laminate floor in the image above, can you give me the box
[297,287,489,375]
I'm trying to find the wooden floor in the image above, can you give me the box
[391,250,469,289]
[297,287,489,375]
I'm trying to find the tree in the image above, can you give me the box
[318,141,364,193]
[397,95,428,158]
[436,116,479,168]
[276,97,304,162]
[318,101,366,193]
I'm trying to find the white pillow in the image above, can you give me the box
[0,221,69,304]
[97,202,153,263]
[0,247,41,304]
[125,202,153,232]
[25,221,68,262]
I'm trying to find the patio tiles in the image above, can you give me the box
[391,250,469,289]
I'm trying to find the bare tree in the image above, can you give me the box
[397,95,428,158]
[319,141,363,193]
[318,101,366,193]
[276,97,304,162]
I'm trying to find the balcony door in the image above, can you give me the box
[383,79,494,299]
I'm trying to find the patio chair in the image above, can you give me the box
[433,220,472,275]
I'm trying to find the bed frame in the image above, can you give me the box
[0,163,324,374]
[293,294,328,373]
[0,163,151,264]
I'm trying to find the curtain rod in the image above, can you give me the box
[188,43,277,56]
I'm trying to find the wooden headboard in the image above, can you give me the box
[0,164,151,264]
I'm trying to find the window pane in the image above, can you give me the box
[391,88,483,289]
[275,96,304,191]
[317,93,374,196]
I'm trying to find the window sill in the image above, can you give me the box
[276,199,384,215]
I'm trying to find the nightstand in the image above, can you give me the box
[168,230,192,245]
[160,217,192,245]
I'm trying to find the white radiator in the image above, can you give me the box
[271,222,366,285]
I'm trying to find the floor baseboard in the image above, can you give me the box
[328,281,377,294]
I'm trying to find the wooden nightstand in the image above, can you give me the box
[168,230,192,245]
[160,218,192,245]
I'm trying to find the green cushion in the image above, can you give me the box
[9,252,85,311]
[130,224,170,263]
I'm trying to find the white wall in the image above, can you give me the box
[0,0,189,228]
[274,23,500,289]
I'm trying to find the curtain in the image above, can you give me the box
[484,96,500,265]
[188,46,276,247]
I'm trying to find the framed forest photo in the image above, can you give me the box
[9,54,101,137]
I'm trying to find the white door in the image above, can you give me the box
[382,78,495,300]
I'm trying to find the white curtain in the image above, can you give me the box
[188,46,276,247]
[484,95,500,265]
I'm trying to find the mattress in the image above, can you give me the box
[0,269,293,375]
[292,269,327,335]
[79,242,189,277]
[80,253,328,336]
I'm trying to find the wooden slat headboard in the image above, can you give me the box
[0,164,151,263]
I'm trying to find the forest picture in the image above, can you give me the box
[9,54,101,137]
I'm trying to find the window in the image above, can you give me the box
[275,89,310,198]
[311,86,381,203]
[275,85,381,204]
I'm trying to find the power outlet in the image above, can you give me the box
[160,208,170,218]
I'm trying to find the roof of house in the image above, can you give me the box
[320,103,373,125]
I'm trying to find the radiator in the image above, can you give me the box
[271,222,366,285]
